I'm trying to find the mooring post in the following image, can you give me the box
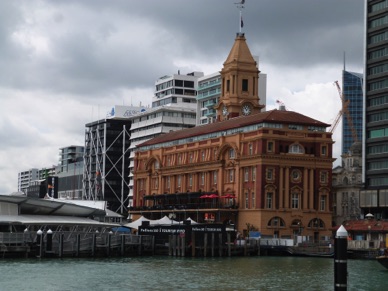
[107,232,112,257]
[46,229,53,254]
[91,232,96,257]
[36,229,43,258]
[204,233,208,257]
[211,233,215,257]
[76,234,81,257]
[168,235,172,256]
[227,232,231,257]
[191,232,196,257]
[335,225,348,291]
[218,233,223,257]
[59,233,64,258]
[121,235,125,256]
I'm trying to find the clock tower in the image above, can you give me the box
[215,32,264,120]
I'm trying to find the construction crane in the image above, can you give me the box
[329,81,359,143]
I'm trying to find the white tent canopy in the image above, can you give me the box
[125,216,197,229]
[125,216,151,229]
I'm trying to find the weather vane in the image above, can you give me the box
[235,0,245,33]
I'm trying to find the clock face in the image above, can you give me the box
[222,106,228,116]
[242,104,252,116]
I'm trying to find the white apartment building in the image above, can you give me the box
[127,72,203,211]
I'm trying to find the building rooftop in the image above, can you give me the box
[138,109,330,148]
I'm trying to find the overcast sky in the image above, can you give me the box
[0,0,364,194]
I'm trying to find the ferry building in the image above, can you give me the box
[131,32,334,241]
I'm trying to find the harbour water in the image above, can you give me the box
[0,256,386,291]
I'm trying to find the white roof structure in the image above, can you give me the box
[125,216,197,229]
[0,194,106,217]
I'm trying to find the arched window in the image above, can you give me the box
[308,218,325,229]
[289,143,304,154]
[267,217,286,228]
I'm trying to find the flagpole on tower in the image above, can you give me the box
[235,0,245,33]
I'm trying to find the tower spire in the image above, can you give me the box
[235,0,245,33]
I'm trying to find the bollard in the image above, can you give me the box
[59,233,64,258]
[36,229,43,258]
[46,229,53,252]
[334,225,348,291]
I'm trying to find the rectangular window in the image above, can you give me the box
[267,192,273,209]
[245,192,249,209]
[201,151,205,161]
[251,192,255,208]
[321,146,327,156]
[320,171,328,184]
[213,171,217,185]
[244,168,249,182]
[177,175,181,187]
[249,143,253,155]
[291,193,299,209]
[167,177,170,189]
[252,167,256,181]
[189,174,193,187]
[242,79,248,91]
[266,168,274,181]
[229,149,235,159]
[229,169,234,182]
[320,195,326,211]
[201,172,205,185]
[267,141,274,152]
[226,79,230,92]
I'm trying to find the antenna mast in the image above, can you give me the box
[235,0,245,33]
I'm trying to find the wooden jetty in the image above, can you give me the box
[0,231,154,258]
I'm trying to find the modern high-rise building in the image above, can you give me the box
[83,106,146,214]
[342,70,363,155]
[362,0,388,218]
[18,167,55,195]
[56,145,84,199]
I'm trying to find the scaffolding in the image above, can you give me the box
[83,119,131,214]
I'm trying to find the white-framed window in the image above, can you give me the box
[289,143,304,154]
[201,151,205,161]
[201,172,205,185]
[167,177,170,189]
[320,195,326,211]
[245,192,249,208]
[321,145,327,156]
[251,192,255,208]
[213,171,217,185]
[267,141,274,152]
[244,168,249,182]
[229,169,234,182]
[189,153,193,163]
[252,167,256,181]
[266,168,274,180]
[177,175,181,187]
[266,192,273,209]
[189,174,193,187]
[229,148,235,159]
[291,192,299,209]
[249,143,253,155]
[320,171,328,184]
